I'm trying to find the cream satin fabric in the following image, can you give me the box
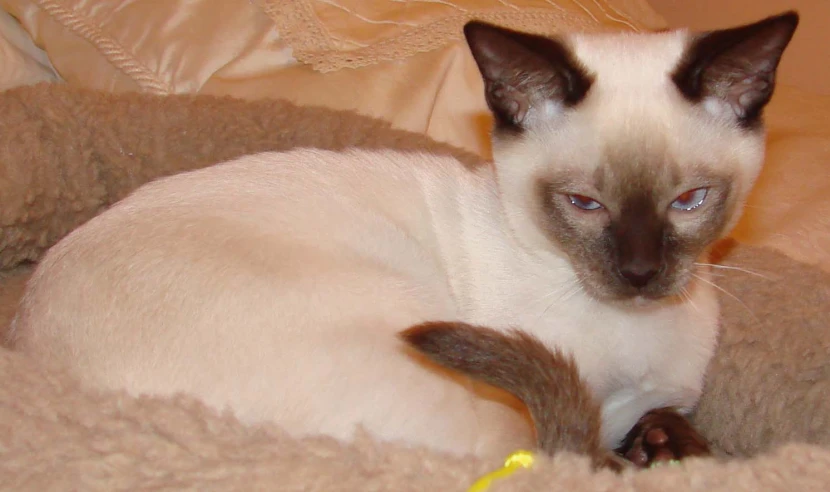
[0,0,664,93]
[257,0,666,72]
[0,0,294,93]
[648,0,830,95]
[0,9,57,90]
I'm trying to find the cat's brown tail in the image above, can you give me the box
[400,321,625,471]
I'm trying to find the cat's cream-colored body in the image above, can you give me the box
[14,148,718,457]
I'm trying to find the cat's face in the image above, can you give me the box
[465,12,798,301]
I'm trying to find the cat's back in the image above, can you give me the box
[11,147,470,391]
[27,147,468,272]
[110,147,457,230]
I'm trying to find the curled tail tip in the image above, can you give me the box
[398,320,440,343]
[399,321,456,354]
[400,320,494,356]
[400,321,498,375]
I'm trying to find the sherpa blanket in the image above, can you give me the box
[1,83,829,490]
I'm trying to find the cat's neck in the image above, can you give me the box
[423,163,577,322]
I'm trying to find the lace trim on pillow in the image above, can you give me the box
[255,0,665,73]
[34,0,171,94]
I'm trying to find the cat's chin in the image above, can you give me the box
[609,292,681,307]
[578,278,689,306]
[629,295,663,308]
[603,292,690,312]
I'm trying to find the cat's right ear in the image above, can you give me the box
[672,11,799,127]
[463,22,593,132]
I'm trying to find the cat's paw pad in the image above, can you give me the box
[617,407,710,468]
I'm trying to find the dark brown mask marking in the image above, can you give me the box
[536,163,734,301]
[611,193,666,289]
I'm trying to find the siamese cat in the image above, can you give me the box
[10,12,797,463]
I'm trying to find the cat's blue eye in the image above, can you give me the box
[671,188,708,211]
[568,194,603,211]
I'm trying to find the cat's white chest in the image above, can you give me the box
[456,248,720,447]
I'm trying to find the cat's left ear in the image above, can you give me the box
[672,11,799,127]
[464,21,593,132]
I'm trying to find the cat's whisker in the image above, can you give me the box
[536,298,560,325]
[536,281,580,305]
[741,203,796,210]
[561,286,594,323]
[705,271,728,279]
[679,287,701,316]
[532,285,568,315]
[562,281,586,303]
[535,280,585,324]
[691,272,759,323]
[694,262,772,280]
[552,281,584,305]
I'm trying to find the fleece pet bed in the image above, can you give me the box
[0,83,829,490]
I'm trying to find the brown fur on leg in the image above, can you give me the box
[401,321,626,471]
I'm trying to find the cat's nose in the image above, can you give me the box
[620,263,659,288]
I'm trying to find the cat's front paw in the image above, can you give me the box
[616,407,710,467]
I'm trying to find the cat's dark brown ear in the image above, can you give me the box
[672,11,799,127]
[463,21,593,132]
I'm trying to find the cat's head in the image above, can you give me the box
[465,12,798,301]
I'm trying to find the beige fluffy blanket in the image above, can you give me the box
[1,83,829,490]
